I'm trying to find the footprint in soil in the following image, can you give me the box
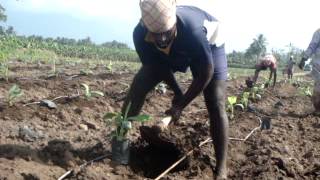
[21,173,40,180]
[40,140,76,167]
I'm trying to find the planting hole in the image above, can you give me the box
[129,126,189,178]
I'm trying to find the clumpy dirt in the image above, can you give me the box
[0,61,319,179]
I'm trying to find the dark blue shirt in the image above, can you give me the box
[133,6,218,73]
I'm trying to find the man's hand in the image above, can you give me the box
[165,105,182,124]
[299,58,307,70]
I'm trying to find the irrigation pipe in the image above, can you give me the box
[58,154,110,180]
[23,92,80,107]
[229,117,262,141]
[154,137,212,180]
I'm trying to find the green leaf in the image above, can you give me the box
[243,92,250,98]
[124,102,131,120]
[252,86,259,93]
[127,114,151,122]
[103,112,118,120]
[91,91,104,97]
[8,84,23,106]
[81,83,91,97]
[227,96,237,105]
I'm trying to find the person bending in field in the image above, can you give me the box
[122,0,229,179]
[252,54,278,87]
[299,28,320,114]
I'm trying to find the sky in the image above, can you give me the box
[0,0,319,53]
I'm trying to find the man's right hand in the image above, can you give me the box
[299,58,307,70]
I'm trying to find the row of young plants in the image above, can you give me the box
[2,83,106,107]
[226,82,266,119]
[226,77,314,119]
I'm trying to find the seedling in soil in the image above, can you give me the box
[264,79,271,88]
[8,84,24,106]
[103,103,151,141]
[79,69,93,76]
[227,96,237,119]
[80,83,104,99]
[236,90,250,111]
[250,85,263,101]
[104,103,151,164]
[106,61,113,74]
[240,91,250,108]
[299,86,312,97]
[0,62,9,82]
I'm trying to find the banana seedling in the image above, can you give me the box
[227,96,237,119]
[106,61,114,74]
[103,103,151,141]
[80,69,93,76]
[81,83,104,99]
[8,84,24,106]
[235,91,250,111]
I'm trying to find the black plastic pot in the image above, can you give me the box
[111,137,130,165]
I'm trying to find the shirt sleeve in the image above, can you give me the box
[188,28,214,70]
[304,29,320,59]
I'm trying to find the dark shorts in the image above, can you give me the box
[211,44,228,80]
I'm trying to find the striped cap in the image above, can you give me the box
[140,0,177,33]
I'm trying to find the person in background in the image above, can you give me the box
[286,56,295,79]
[251,54,278,87]
[299,28,320,114]
[122,0,229,179]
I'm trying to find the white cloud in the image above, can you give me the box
[8,0,141,21]
[5,0,320,51]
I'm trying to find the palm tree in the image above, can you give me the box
[245,34,268,61]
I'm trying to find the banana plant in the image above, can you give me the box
[103,103,151,141]
[8,84,24,106]
[240,91,250,108]
[81,83,104,99]
[106,61,114,74]
[227,96,237,119]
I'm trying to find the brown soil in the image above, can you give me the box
[0,62,319,180]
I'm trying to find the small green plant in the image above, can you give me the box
[264,79,271,88]
[106,61,113,74]
[80,69,93,75]
[104,103,151,140]
[8,84,24,106]
[299,86,312,97]
[81,83,104,99]
[250,84,264,100]
[240,92,250,108]
[227,96,237,119]
[0,62,9,81]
